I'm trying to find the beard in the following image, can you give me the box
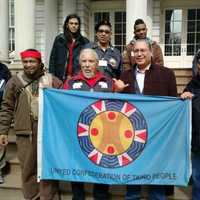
[24,68,44,80]
[82,70,96,79]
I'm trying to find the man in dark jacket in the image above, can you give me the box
[181,52,200,200]
[0,62,11,104]
[192,48,200,76]
[64,48,123,200]
[49,14,89,82]
[0,61,11,183]
[119,39,177,200]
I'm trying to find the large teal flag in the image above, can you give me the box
[38,89,191,186]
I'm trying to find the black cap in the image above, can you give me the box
[95,20,112,32]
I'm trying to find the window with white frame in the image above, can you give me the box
[9,0,15,53]
[164,9,182,56]
[94,12,110,27]
[93,11,126,53]
[114,12,126,53]
[187,9,200,55]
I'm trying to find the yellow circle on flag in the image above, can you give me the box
[89,111,134,156]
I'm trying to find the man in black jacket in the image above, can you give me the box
[0,61,11,184]
[181,51,200,200]
[49,14,89,82]
[64,48,124,200]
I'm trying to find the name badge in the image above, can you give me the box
[0,79,5,89]
[131,51,134,57]
[99,59,108,67]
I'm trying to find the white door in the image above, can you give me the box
[163,8,200,68]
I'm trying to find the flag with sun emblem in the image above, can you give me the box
[38,88,191,186]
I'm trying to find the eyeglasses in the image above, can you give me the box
[133,49,149,54]
[97,29,111,34]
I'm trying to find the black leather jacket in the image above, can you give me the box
[184,74,200,154]
[0,62,11,105]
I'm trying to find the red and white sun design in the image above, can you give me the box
[77,100,147,168]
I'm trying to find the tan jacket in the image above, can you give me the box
[0,72,62,136]
[123,38,164,70]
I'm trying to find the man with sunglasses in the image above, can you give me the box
[85,20,122,79]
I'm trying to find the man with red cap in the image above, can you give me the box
[0,49,62,200]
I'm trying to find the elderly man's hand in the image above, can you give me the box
[113,78,129,92]
[0,135,8,146]
[180,91,194,99]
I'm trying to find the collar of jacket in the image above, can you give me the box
[133,63,158,72]
[58,33,84,44]
[92,42,115,51]
[72,71,108,87]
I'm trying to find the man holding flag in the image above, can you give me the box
[119,39,177,200]
[63,48,125,200]
[0,49,62,200]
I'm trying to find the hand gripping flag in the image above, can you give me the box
[38,89,191,186]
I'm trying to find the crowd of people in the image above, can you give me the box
[0,13,199,200]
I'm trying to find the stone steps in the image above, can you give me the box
[0,171,21,190]
[172,68,192,95]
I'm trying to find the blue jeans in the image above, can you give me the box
[192,153,200,200]
[125,185,166,200]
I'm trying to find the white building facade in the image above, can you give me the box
[0,0,200,70]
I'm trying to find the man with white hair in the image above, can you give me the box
[64,48,115,92]
[64,48,125,200]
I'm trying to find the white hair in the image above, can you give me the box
[79,48,99,64]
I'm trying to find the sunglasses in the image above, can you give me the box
[97,29,111,34]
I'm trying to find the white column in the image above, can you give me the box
[0,0,9,61]
[126,0,148,43]
[44,0,57,66]
[146,0,153,39]
[15,0,35,60]
[63,0,76,17]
